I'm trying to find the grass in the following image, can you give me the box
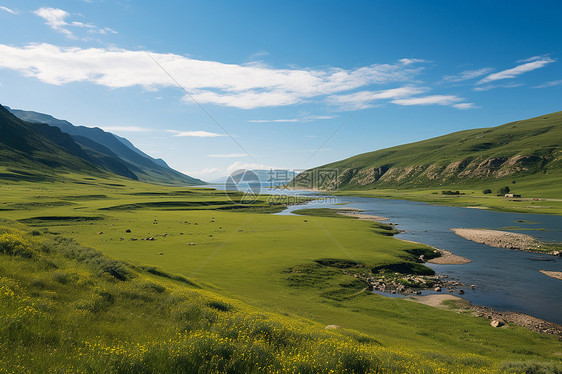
[290,111,562,214]
[0,174,561,372]
[330,176,562,215]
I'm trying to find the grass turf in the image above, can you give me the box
[0,173,561,372]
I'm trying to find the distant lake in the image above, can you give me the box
[200,184,562,324]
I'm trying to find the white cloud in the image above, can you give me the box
[326,86,428,110]
[451,102,479,110]
[473,83,523,91]
[98,126,153,132]
[477,56,554,85]
[97,27,118,35]
[533,79,562,88]
[167,130,226,137]
[0,6,17,14]
[0,43,424,109]
[306,115,335,120]
[226,161,277,175]
[208,153,249,158]
[248,119,300,123]
[391,95,463,106]
[248,50,269,59]
[185,167,220,178]
[34,7,74,37]
[442,68,492,82]
[248,115,335,123]
[33,8,116,39]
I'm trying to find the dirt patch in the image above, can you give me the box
[427,249,471,265]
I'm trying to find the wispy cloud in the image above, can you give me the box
[306,115,335,120]
[533,79,562,88]
[0,43,425,109]
[473,83,523,92]
[184,167,220,178]
[226,161,277,175]
[391,95,463,106]
[98,126,153,132]
[442,68,492,82]
[248,50,269,59]
[208,153,249,158]
[0,6,17,14]
[34,8,75,37]
[477,56,554,85]
[451,102,479,110]
[33,7,116,39]
[248,119,299,123]
[326,86,427,110]
[167,130,226,137]
[248,115,335,123]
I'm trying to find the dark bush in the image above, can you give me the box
[498,186,511,194]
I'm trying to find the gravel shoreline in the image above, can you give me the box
[410,295,562,337]
[427,249,472,264]
[539,270,562,280]
[451,228,550,252]
[336,209,389,222]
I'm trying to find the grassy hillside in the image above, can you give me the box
[292,111,562,194]
[7,107,205,186]
[0,105,106,182]
[0,175,560,372]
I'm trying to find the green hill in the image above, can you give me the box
[7,107,205,186]
[0,105,105,181]
[291,112,562,191]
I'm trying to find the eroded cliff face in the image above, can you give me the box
[293,152,558,190]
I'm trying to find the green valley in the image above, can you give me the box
[0,174,561,373]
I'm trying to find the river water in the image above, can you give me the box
[206,184,562,324]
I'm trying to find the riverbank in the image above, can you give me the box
[427,249,472,264]
[450,228,561,255]
[539,270,562,280]
[329,188,562,216]
[409,294,562,337]
[336,208,389,222]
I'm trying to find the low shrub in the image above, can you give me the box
[0,232,36,258]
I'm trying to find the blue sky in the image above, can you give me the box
[1,0,561,181]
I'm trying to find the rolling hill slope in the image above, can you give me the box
[6,107,204,185]
[291,111,562,190]
[0,104,105,181]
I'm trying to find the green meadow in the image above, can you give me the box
[0,173,561,373]
[331,172,562,215]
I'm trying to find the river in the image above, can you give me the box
[207,184,562,324]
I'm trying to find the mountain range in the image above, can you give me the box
[0,104,204,185]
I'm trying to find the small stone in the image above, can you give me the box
[159,252,164,255]
[125,229,131,233]
[97,232,103,235]
[490,319,504,327]
[434,287,442,292]
[458,289,465,295]
[325,325,343,330]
